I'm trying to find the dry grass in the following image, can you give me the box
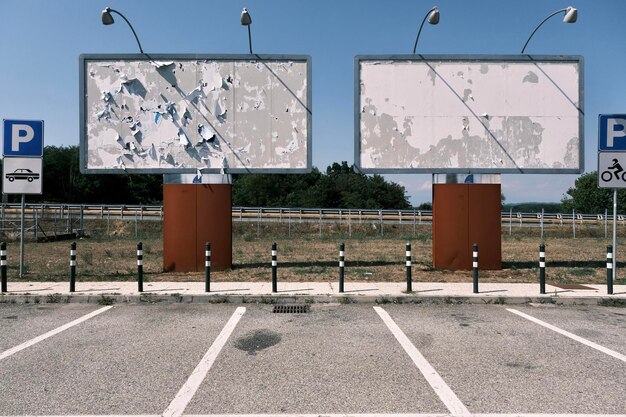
[3,219,625,285]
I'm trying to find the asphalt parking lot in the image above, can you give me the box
[0,302,624,417]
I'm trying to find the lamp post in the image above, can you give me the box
[521,6,577,54]
[241,8,253,54]
[413,6,440,54]
[101,7,145,54]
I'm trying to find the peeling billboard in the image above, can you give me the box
[355,55,583,173]
[80,54,311,173]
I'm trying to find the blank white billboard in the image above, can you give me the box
[356,55,583,173]
[80,54,311,173]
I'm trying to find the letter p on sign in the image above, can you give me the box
[11,124,34,151]
[2,119,44,157]
[607,118,626,148]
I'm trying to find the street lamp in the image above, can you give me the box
[101,7,145,54]
[521,6,577,54]
[241,8,253,54]
[413,6,440,54]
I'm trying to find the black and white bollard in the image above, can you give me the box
[205,242,211,293]
[339,242,345,293]
[69,241,76,293]
[406,242,412,293]
[472,244,478,294]
[539,243,546,294]
[1,242,7,293]
[607,245,613,295]
[137,242,143,292]
[271,243,277,293]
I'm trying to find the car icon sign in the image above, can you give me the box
[5,168,40,182]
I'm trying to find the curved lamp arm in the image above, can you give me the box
[102,7,145,54]
[413,6,440,54]
[521,6,577,54]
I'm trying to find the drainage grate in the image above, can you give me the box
[551,284,596,290]
[272,304,310,314]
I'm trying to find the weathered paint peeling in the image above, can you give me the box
[84,58,309,172]
[359,59,582,172]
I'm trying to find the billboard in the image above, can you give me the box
[355,55,583,173]
[80,54,311,173]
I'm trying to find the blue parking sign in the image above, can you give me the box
[599,114,626,151]
[3,119,44,157]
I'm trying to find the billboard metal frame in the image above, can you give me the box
[80,53,312,174]
[354,54,584,174]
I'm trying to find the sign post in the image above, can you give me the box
[598,114,626,288]
[2,119,44,278]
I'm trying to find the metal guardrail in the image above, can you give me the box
[0,204,163,220]
[0,203,623,225]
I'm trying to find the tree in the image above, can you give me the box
[232,161,411,209]
[561,171,626,213]
[36,145,163,204]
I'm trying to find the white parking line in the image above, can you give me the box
[186,414,454,417]
[507,308,626,363]
[0,305,113,361]
[185,413,626,417]
[374,306,470,416]
[1,411,620,417]
[186,414,451,417]
[163,307,247,417]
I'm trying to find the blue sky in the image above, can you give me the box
[1,0,625,205]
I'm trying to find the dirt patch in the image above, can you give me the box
[5,231,624,286]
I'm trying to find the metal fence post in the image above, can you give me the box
[271,242,277,293]
[607,245,613,295]
[406,242,412,293]
[70,241,76,293]
[472,244,479,294]
[67,205,71,234]
[79,205,84,238]
[319,210,322,238]
[339,242,345,293]
[348,209,352,238]
[539,243,546,294]
[1,242,7,293]
[137,242,143,292]
[34,207,38,241]
[205,242,211,293]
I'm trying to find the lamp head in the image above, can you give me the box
[241,8,252,26]
[563,6,577,23]
[101,7,114,25]
[428,8,440,25]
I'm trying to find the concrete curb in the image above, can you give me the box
[1,292,624,307]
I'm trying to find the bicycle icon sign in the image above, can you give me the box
[598,152,626,188]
